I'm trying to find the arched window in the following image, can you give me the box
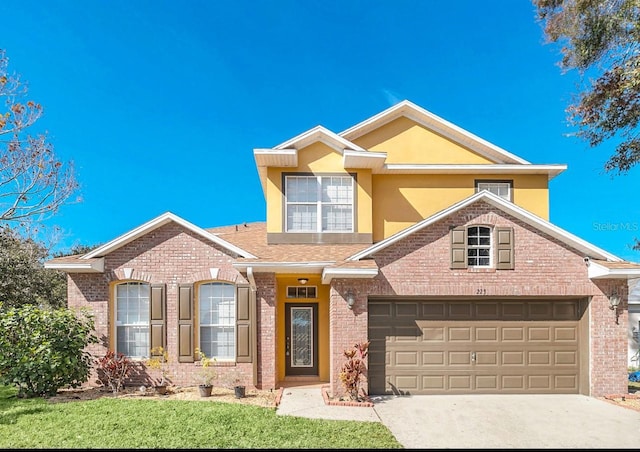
[467,226,492,267]
[115,282,150,358]
[199,282,236,359]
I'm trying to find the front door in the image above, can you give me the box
[285,303,318,376]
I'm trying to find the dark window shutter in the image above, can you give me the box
[450,227,468,269]
[236,285,252,363]
[495,227,515,270]
[150,284,166,353]
[178,284,194,362]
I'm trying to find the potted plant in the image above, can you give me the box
[145,346,171,394]
[226,367,245,399]
[195,348,217,397]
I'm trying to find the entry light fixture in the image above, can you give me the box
[609,292,621,325]
[297,277,309,285]
[346,290,356,310]
[609,293,621,310]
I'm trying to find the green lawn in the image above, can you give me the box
[0,386,402,449]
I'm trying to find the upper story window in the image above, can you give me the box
[450,225,514,270]
[115,282,150,359]
[285,175,354,233]
[467,226,491,267]
[475,180,512,201]
[199,282,236,360]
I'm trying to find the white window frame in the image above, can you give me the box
[285,174,354,233]
[198,282,236,361]
[114,281,150,359]
[475,180,512,201]
[467,225,492,267]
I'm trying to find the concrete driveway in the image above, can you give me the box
[371,394,640,448]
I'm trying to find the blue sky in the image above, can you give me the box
[2,0,638,262]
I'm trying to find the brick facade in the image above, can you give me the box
[328,202,629,397]
[68,222,254,389]
[67,203,629,398]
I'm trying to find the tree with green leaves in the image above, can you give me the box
[0,226,67,309]
[534,0,640,251]
[534,0,640,175]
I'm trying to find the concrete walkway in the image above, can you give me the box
[276,386,640,449]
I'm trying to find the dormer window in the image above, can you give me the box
[285,174,354,233]
[475,180,513,201]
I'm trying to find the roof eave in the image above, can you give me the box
[233,261,335,274]
[588,261,640,280]
[44,258,105,273]
[321,267,379,284]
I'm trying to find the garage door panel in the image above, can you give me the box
[368,299,582,395]
[475,302,499,318]
[528,327,551,341]
[422,326,445,341]
[396,303,419,317]
[555,351,577,365]
[449,375,472,390]
[555,375,578,389]
[423,375,445,390]
[368,302,392,317]
[448,327,472,341]
[476,375,498,390]
[528,375,552,390]
[449,302,473,317]
[421,302,446,317]
[554,302,579,319]
[528,351,551,365]
[502,303,526,317]
[476,351,497,365]
[502,351,525,365]
[502,375,525,390]
[395,351,418,366]
[423,351,445,365]
[555,327,577,341]
[395,375,418,390]
[476,327,498,341]
[528,302,553,318]
[502,327,525,341]
[449,351,472,365]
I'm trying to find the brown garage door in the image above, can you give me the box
[368,299,585,395]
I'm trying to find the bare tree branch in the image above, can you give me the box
[0,49,79,227]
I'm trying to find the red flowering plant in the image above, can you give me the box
[339,341,370,402]
[97,351,132,394]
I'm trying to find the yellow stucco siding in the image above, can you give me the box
[372,174,549,241]
[352,116,494,164]
[265,142,373,234]
[276,275,329,383]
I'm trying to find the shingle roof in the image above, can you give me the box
[207,222,371,263]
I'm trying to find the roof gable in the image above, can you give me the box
[83,212,256,259]
[340,100,530,165]
[348,190,622,262]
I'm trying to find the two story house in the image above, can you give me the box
[46,100,640,398]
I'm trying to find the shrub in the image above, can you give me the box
[194,348,217,386]
[145,346,170,386]
[97,351,132,393]
[339,341,370,402]
[0,303,98,397]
